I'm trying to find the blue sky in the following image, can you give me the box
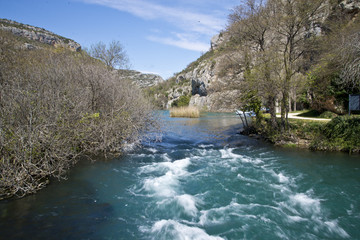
[0,0,239,79]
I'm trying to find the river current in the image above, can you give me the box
[0,111,359,240]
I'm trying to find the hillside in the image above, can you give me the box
[0,21,157,199]
[0,18,81,51]
[147,0,360,113]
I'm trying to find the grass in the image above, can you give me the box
[297,110,338,119]
[170,106,200,118]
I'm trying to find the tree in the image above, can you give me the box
[228,0,280,129]
[268,0,326,130]
[88,40,129,69]
[338,31,360,91]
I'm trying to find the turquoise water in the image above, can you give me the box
[1,111,359,239]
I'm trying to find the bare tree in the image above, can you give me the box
[256,0,326,130]
[88,40,129,69]
[228,0,280,128]
[338,31,360,90]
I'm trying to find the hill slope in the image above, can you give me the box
[147,0,360,113]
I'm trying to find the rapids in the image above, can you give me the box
[0,111,359,239]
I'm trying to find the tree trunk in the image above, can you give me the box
[268,96,277,130]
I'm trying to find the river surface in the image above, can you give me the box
[1,111,360,240]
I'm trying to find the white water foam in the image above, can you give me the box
[289,193,321,215]
[220,148,263,164]
[141,158,191,199]
[277,172,290,183]
[148,148,158,153]
[175,194,198,217]
[199,201,242,226]
[151,220,224,240]
[144,172,179,197]
[323,220,350,238]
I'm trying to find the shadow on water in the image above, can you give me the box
[0,162,114,240]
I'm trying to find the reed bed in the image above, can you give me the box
[170,106,200,118]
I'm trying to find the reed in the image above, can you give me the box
[170,106,200,118]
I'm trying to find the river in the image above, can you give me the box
[0,111,359,239]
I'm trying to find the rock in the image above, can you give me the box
[211,33,224,50]
[117,69,164,88]
[23,43,36,50]
[0,18,81,52]
[191,78,207,96]
[339,0,360,13]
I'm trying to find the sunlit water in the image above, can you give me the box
[1,111,360,240]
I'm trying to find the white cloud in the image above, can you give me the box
[147,33,209,52]
[80,0,225,35]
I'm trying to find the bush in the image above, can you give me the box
[0,32,157,199]
[171,95,191,108]
[319,111,338,119]
[312,116,360,152]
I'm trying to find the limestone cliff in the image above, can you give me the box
[118,69,164,88]
[0,18,81,51]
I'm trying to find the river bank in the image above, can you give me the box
[245,115,360,154]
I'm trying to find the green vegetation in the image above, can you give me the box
[171,95,191,108]
[254,116,360,153]
[297,110,338,119]
[311,116,360,153]
[0,29,157,199]
[221,0,360,152]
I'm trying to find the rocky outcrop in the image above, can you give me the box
[339,0,360,13]
[0,18,81,51]
[210,32,230,50]
[166,53,242,112]
[118,69,164,88]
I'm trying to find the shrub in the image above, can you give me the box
[312,116,360,152]
[171,95,191,108]
[319,111,338,119]
[0,32,157,199]
[170,106,200,118]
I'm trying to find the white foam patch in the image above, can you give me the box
[148,148,158,153]
[287,215,307,223]
[144,172,179,197]
[324,220,350,238]
[289,193,321,215]
[237,173,261,184]
[199,201,241,226]
[220,148,263,164]
[151,220,224,240]
[162,153,171,162]
[175,194,198,217]
[277,173,289,183]
[220,148,243,159]
[142,158,191,197]
[199,144,214,148]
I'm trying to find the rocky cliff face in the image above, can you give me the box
[169,56,241,112]
[164,0,360,112]
[0,19,81,51]
[118,69,164,88]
